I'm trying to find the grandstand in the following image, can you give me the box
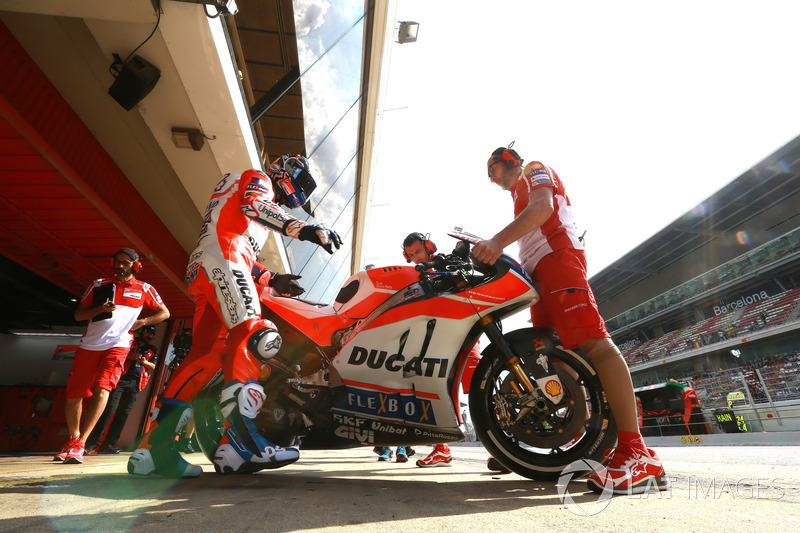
[589,133,800,391]
[620,286,800,367]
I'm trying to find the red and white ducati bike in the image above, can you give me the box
[194,229,617,480]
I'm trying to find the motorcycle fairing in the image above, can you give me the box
[459,271,537,314]
[362,267,537,331]
[257,266,433,350]
[364,293,490,329]
[333,312,477,429]
[257,248,537,359]
[258,286,353,348]
[334,380,439,425]
[333,266,422,319]
[296,412,465,450]
[327,249,539,430]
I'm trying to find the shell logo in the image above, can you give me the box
[545,379,562,397]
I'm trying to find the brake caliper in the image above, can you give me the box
[492,395,512,429]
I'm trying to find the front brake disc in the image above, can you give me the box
[496,362,587,448]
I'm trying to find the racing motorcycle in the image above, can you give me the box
[193,229,617,480]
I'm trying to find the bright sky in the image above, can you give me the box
[363,0,800,280]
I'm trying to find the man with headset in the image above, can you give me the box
[56,248,170,465]
[472,144,667,495]
[397,232,502,469]
[128,155,341,478]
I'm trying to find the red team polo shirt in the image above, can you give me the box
[511,161,584,273]
[78,277,163,351]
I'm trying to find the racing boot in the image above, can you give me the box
[213,380,299,474]
[127,399,203,478]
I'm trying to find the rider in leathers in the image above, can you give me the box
[128,155,341,478]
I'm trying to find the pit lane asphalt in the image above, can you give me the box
[1,444,798,533]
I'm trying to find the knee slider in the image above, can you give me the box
[247,326,282,363]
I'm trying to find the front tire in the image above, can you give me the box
[470,328,617,481]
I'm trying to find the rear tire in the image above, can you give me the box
[470,328,617,481]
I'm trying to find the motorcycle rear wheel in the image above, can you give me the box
[469,328,618,481]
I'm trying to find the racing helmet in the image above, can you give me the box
[141,325,156,335]
[269,154,317,208]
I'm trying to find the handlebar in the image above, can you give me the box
[415,254,449,272]
[409,231,527,296]
[415,252,494,275]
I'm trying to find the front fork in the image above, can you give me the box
[480,317,568,416]
[481,317,538,394]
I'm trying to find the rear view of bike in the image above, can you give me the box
[469,328,617,480]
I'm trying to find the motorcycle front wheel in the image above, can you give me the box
[469,328,618,481]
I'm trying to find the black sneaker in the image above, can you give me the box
[487,456,511,473]
[373,446,393,458]
[98,443,121,454]
[377,447,392,461]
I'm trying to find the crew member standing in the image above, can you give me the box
[56,248,169,465]
[473,145,667,495]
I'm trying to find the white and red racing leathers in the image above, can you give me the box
[165,169,309,402]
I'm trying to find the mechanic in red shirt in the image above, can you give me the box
[56,248,169,465]
[472,145,667,495]
[129,154,340,478]
[397,232,497,469]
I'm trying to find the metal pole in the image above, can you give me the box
[740,373,765,431]
[755,368,783,426]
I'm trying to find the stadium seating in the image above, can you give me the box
[623,287,800,367]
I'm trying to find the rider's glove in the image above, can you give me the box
[298,224,343,254]
[269,273,305,297]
